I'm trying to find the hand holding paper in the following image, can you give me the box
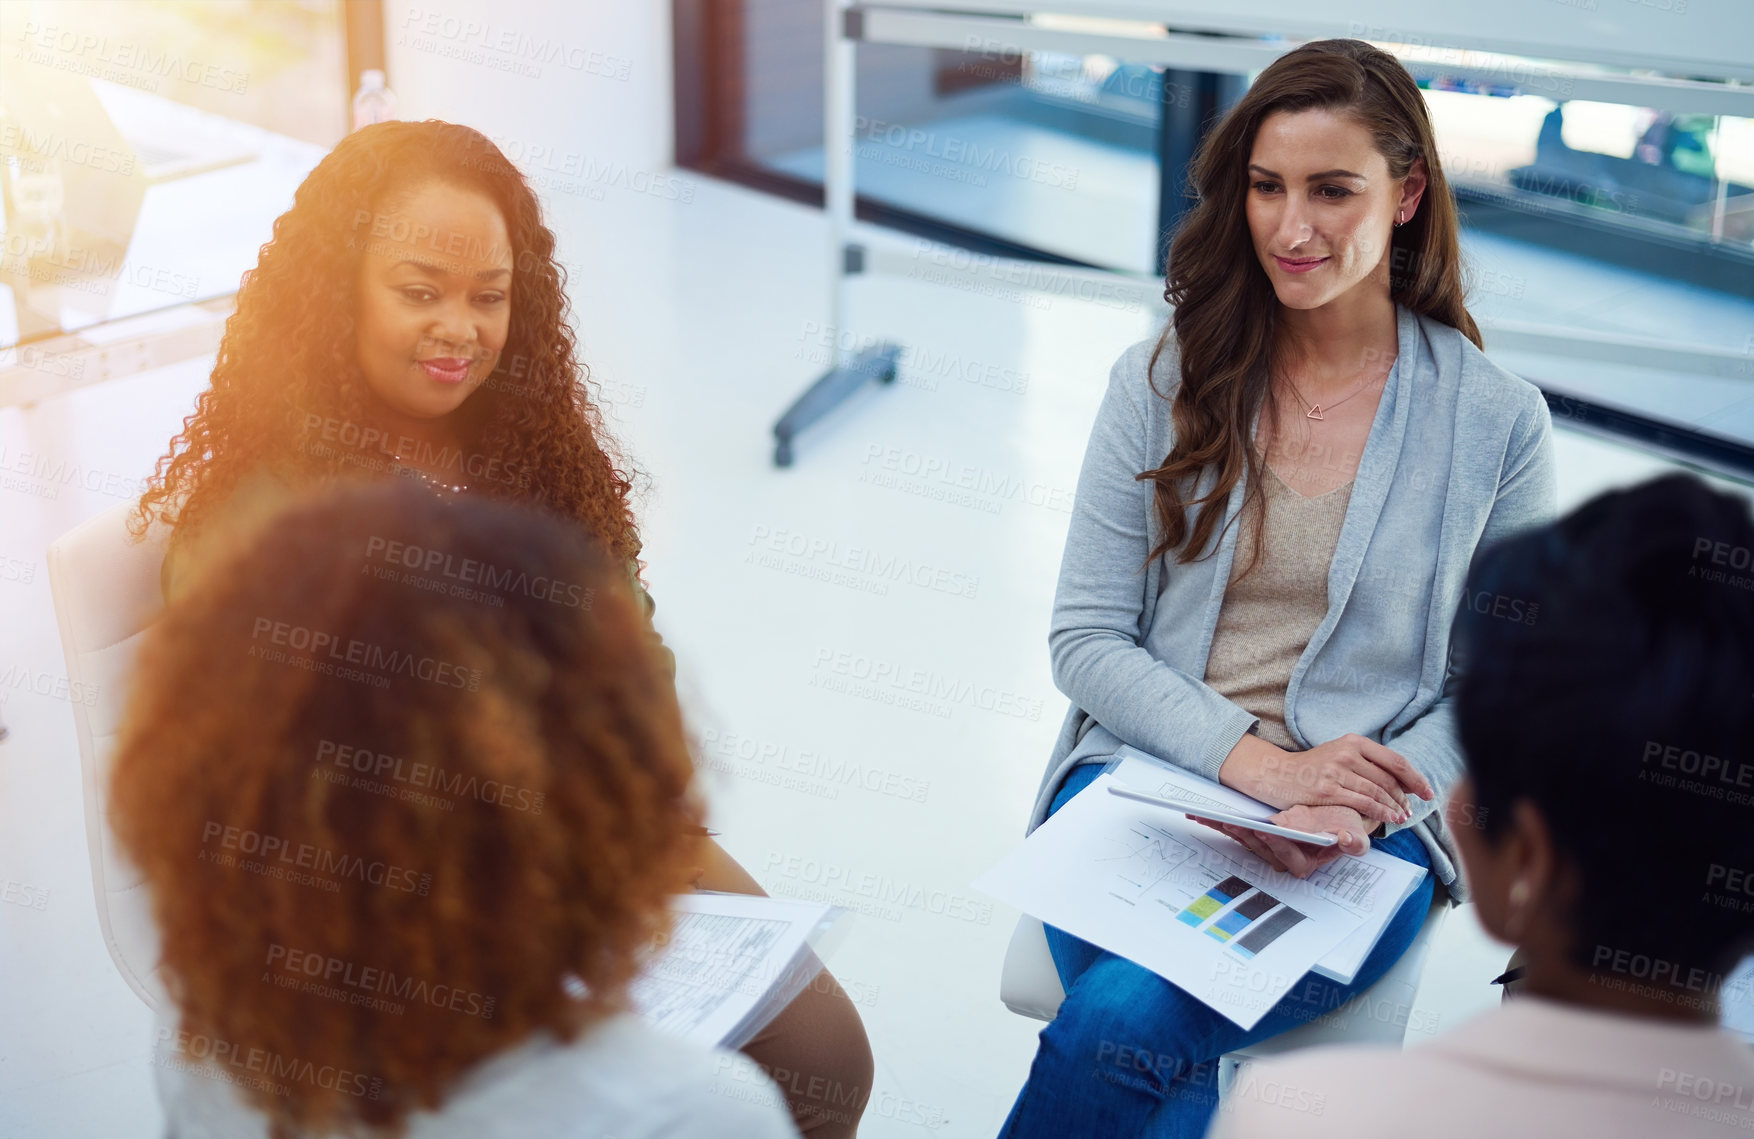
[972,746,1428,1027]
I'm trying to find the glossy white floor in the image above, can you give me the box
[2,173,1751,1137]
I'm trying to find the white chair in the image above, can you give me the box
[1001,914,1071,1021]
[46,502,172,1009]
[1000,894,1450,1095]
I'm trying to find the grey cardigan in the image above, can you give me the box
[1030,303,1558,903]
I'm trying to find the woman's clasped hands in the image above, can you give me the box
[1198,732,1435,877]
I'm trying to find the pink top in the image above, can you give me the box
[1209,995,1754,1139]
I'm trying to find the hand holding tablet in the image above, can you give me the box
[1106,784,1340,846]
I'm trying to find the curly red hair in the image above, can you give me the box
[112,480,699,1136]
[130,119,643,570]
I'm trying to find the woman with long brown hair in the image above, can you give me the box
[115,480,799,1137]
[1000,40,1556,1137]
[130,119,870,1137]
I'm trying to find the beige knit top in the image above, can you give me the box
[1202,458,1355,750]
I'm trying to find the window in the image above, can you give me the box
[0,1,349,346]
[676,4,1754,469]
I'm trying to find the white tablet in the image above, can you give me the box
[1106,784,1340,847]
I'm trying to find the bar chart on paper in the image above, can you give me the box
[1103,748,1425,982]
[975,769,1428,1027]
[1186,877,1311,959]
[976,776,1358,1027]
[1097,821,1316,960]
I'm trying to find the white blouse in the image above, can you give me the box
[154,1009,800,1138]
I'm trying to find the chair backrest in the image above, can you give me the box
[46,501,171,1008]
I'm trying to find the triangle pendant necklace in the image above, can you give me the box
[1288,363,1388,423]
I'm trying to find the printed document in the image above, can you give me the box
[975,751,1425,1028]
[1107,746,1427,984]
[632,892,838,1049]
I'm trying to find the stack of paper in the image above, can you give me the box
[973,747,1426,1029]
[631,892,840,1049]
[1106,746,1427,985]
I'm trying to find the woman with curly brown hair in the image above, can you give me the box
[114,480,799,1137]
[130,119,870,1137]
[135,120,649,634]
[1000,40,1556,1137]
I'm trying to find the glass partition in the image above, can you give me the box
[677,4,1754,461]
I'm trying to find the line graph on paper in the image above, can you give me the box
[1096,822,1200,907]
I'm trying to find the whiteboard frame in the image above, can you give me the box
[863,0,1754,82]
[862,8,1754,117]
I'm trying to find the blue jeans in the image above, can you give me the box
[998,762,1436,1139]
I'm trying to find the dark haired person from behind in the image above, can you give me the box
[112,482,799,1137]
[1215,472,1754,1138]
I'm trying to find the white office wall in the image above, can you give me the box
[383,0,674,175]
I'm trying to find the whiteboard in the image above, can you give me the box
[869,0,1754,82]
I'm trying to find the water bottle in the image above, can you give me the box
[352,69,398,131]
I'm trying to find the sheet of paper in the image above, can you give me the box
[976,773,1372,1029]
[631,892,834,1049]
[1107,748,1427,983]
